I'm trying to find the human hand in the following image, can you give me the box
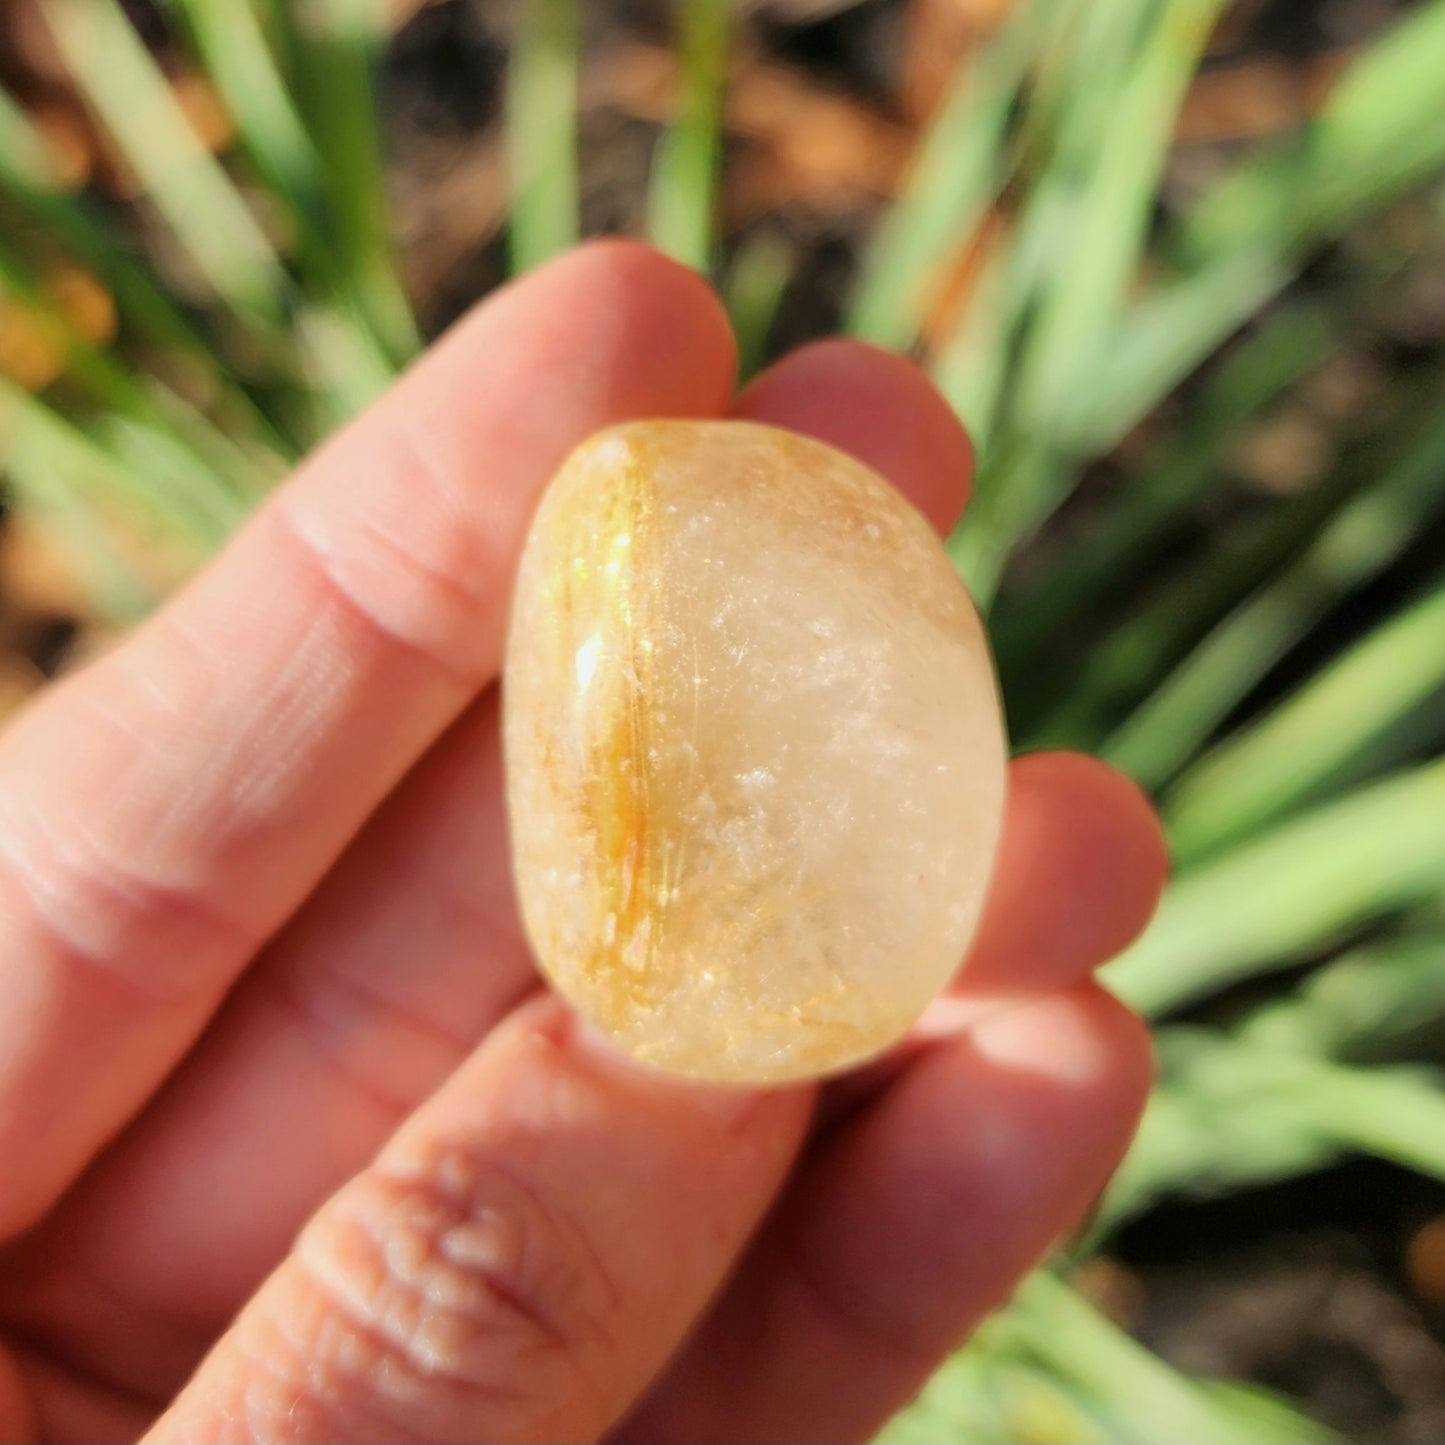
[0,243,1166,1445]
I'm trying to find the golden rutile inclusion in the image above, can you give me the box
[504,420,1007,1084]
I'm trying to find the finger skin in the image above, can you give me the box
[0,241,735,1239]
[732,338,974,536]
[6,337,988,1399]
[0,1345,35,1442]
[3,699,529,1400]
[2,1343,152,1445]
[144,998,813,1445]
[617,984,1152,1445]
[959,753,1169,996]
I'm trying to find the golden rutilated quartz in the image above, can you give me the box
[504,420,1007,1083]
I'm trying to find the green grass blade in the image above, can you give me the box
[1024,463,1364,750]
[1101,1029,1343,1230]
[1166,579,1445,861]
[1197,1381,1348,1445]
[264,299,396,448]
[932,189,1074,601]
[0,83,62,186]
[92,408,256,540]
[0,101,296,462]
[0,455,156,622]
[933,143,1094,462]
[1102,405,1445,787]
[244,0,296,70]
[0,374,227,560]
[885,1350,1123,1444]
[1,389,163,620]
[1182,0,1445,260]
[948,435,1067,607]
[991,300,1336,673]
[0,238,277,505]
[880,1343,1021,1444]
[1107,757,1445,1018]
[943,0,1226,598]
[0,86,226,357]
[938,0,1226,604]
[507,0,580,272]
[282,0,421,364]
[1020,0,1154,133]
[647,0,728,274]
[41,0,288,330]
[1077,251,1291,451]
[1009,1271,1339,1445]
[888,1272,1337,1445]
[1104,1023,1445,1230]
[1029,375,1445,752]
[1013,0,1228,443]
[845,0,1071,348]
[929,236,1012,448]
[1238,934,1445,1062]
[1081,0,1445,450]
[0,86,302,457]
[1300,1062,1445,1181]
[167,0,321,224]
[725,229,793,382]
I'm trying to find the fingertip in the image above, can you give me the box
[438,237,738,425]
[908,982,1153,1270]
[731,338,973,535]
[1094,982,1157,1126]
[772,984,1152,1372]
[1021,981,1155,1200]
[1019,750,1171,939]
[1003,981,1155,1129]
[564,239,739,412]
[955,981,1153,1243]
[961,752,1170,995]
[970,981,1146,1089]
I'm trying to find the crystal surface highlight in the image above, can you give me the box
[504,419,1007,1083]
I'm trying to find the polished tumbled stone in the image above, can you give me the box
[504,419,1007,1083]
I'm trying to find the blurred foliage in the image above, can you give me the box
[1,0,1444,1440]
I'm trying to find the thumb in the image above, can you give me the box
[145,996,811,1445]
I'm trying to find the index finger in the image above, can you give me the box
[0,241,736,1239]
